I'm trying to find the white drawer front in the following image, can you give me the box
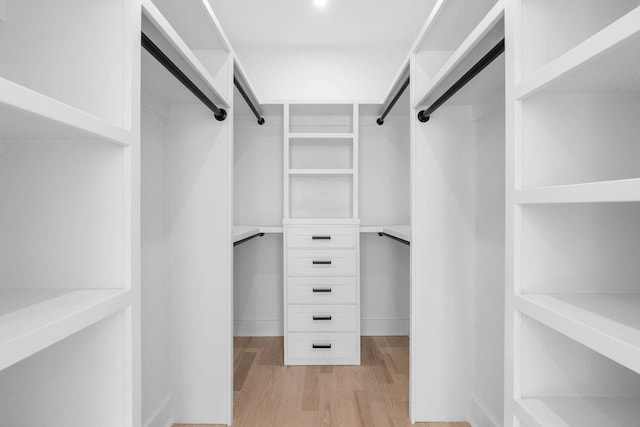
[287,249,357,276]
[288,305,357,332]
[287,277,357,304]
[287,332,358,362]
[287,226,357,249]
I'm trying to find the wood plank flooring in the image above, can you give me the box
[175,336,469,427]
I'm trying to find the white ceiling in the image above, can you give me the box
[208,0,437,48]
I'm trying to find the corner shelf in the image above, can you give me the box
[0,289,130,372]
[516,6,640,99]
[0,78,132,145]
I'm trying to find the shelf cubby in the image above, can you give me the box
[289,175,353,219]
[519,0,640,80]
[520,93,640,189]
[515,316,640,427]
[288,104,354,134]
[0,311,130,426]
[289,137,353,169]
[0,0,133,129]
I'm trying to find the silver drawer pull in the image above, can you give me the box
[312,344,332,349]
[312,287,332,293]
[312,235,331,240]
[312,315,332,321]
[312,260,332,265]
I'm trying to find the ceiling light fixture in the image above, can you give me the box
[314,0,327,8]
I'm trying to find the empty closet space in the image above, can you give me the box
[233,101,284,337]
[412,0,505,423]
[508,1,640,426]
[0,0,137,424]
[140,0,234,424]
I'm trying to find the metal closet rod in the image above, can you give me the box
[234,76,265,125]
[141,32,227,122]
[417,38,505,123]
[233,232,265,247]
[377,77,410,125]
[378,232,410,246]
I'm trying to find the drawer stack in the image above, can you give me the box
[284,224,360,365]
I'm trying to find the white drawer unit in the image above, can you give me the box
[287,277,357,305]
[284,223,360,366]
[287,225,358,249]
[287,249,357,277]
[286,332,359,365]
[287,305,357,332]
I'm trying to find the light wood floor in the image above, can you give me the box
[175,336,469,427]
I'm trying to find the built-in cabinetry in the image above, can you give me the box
[283,104,361,365]
[506,2,640,426]
[0,0,139,425]
[411,0,506,424]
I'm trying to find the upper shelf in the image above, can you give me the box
[516,179,640,204]
[142,0,231,108]
[517,6,640,99]
[0,289,130,372]
[414,1,505,109]
[0,0,134,144]
[0,79,132,145]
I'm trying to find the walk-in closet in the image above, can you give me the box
[2,0,639,426]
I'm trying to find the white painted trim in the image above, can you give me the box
[361,319,410,336]
[143,396,172,427]
[470,397,500,427]
[234,320,284,337]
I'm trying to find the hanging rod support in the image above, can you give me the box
[378,232,410,246]
[234,76,265,125]
[142,32,227,121]
[418,38,505,123]
[377,77,410,125]
[233,232,265,247]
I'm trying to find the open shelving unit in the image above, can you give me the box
[0,0,139,425]
[506,2,640,426]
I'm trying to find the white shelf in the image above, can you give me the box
[0,289,130,372]
[515,397,640,427]
[288,169,354,176]
[516,293,640,374]
[0,78,131,145]
[382,225,411,243]
[516,179,640,204]
[233,226,283,243]
[288,133,354,139]
[142,0,231,108]
[414,1,505,108]
[359,225,411,243]
[517,6,640,99]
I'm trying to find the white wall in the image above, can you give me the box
[235,47,407,102]
[141,99,171,427]
[472,104,505,427]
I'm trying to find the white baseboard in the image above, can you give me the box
[144,396,172,427]
[361,318,409,336]
[234,319,283,336]
[234,318,409,337]
[470,397,500,427]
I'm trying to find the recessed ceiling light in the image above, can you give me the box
[314,0,327,8]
